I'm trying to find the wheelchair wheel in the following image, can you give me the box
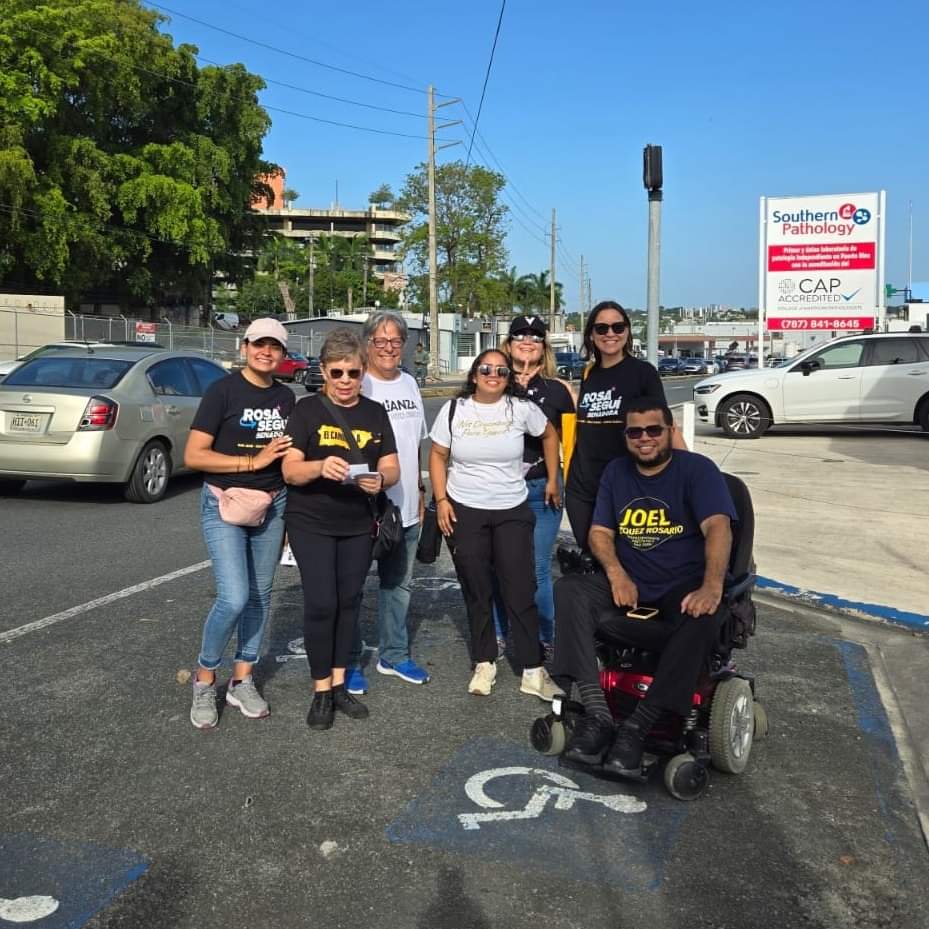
[664,753,709,801]
[753,702,769,741]
[530,715,566,757]
[709,677,755,774]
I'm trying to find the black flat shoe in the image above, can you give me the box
[307,691,334,730]
[332,685,369,720]
[602,724,645,775]
[563,715,614,765]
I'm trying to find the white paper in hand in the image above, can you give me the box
[342,463,379,484]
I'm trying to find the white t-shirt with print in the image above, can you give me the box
[362,370,426,527]
[430,395,548,510]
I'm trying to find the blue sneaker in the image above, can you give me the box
[345,667,369,695]
[376,658,431,685]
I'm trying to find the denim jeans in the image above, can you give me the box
[350,521,420,666]
[493,475,563,645]
[197,483,287,669]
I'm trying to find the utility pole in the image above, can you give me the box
[643,144,663,365]
[587,277,592,316]
[308,237,315,317]
[578,255,585,333]
[362,254,369,308]
[549,208,557,329]
[427,84,462,380]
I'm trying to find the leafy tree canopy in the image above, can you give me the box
[0,0,275,309]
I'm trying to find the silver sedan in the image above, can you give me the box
[0,347,227,502]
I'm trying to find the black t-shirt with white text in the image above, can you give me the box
[523,375,574,481]
[285,394,398,535]
[190,372,295,492]
[566,357,666,501]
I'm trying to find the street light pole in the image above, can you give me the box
[643,144,663,365]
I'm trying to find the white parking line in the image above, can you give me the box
[0,560,211,645]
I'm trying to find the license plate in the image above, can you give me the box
[9,413,42,433]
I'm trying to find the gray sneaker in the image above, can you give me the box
[190,680,218,729]
[226,676,270,719]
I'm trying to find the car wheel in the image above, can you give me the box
[125,440,171,504]
[719,394,771,439]
[294,369,306,385]
[0,479,26,496]
[708,677,755,774]
[917,397,929,432]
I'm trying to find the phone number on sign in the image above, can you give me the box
[767,317,874,331]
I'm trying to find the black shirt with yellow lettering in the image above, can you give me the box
[285,393,397,535]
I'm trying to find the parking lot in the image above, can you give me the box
[2,447,929,928]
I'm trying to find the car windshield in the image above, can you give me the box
[5,357,134,388]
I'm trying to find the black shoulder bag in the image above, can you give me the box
[416,398,457,564]
[320,396,403,561]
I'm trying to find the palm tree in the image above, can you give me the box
[517,270,563,314]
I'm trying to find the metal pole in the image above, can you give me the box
[878,189,887,331]
[757,197,767,368]
[646,190,662,365]
[549,208,556,329]
[427,84,440,380]
[67,310,77,341]
[308,237,315,318]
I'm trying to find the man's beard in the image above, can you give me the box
[629,442,672,468]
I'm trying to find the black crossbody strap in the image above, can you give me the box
[320,396,365,464]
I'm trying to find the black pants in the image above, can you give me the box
[448,498,543,668]
[552,572,725,716]
[565,491,595,551]
[288,527,373,680]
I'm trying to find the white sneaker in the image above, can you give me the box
[468,661,497,696]
[520,666,564,702]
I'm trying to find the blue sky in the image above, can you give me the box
[149,0,927,311]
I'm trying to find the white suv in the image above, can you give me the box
[694,332,929,438]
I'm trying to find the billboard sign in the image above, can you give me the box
[760,192,884,332]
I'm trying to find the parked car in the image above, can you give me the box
[0,341,160,381]
[555,351,586,380]
[693,332,929,438]
[657,357,685,375]
[681,357,712,375]
[724,353,759,372]
[303,356,324,392]
[275,350,310,383]
[0,347,227,501]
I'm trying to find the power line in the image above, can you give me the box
[147,2,433,95]
[465,0,506,167]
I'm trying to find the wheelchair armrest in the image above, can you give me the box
[724,572,756,602]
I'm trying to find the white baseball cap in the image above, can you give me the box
[243,317,288,347]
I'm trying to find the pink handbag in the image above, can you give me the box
[207,484,276,527]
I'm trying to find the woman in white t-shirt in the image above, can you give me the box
[429,349,564,701]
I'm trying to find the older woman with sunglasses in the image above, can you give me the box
[283,329,400,731]
[493,315,575,661]
[565,300,685,551]
[429,349,563,701]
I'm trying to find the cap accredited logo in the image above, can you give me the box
[838,203,871,225]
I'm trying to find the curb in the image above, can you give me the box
[756,576,929,633]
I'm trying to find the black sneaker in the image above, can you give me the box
[307,691,334,730]
[602,724,645,775]
[563,715,614,764]
[332,686,369,720]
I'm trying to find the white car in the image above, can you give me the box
[694,332,929,438]
[0,341,159,381]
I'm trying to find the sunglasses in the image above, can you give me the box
[593,322,627,335]
[327,367,362,380]
[477,364,511,378]
[510,332,544,343]
[624,424,669,439]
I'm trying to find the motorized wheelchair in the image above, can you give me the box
[530,473,767,801]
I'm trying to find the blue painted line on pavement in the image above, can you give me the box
[757,575,929,631]
[0,834,148,928]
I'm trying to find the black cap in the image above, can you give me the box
[509,315,547,337]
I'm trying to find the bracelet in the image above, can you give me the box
[435,497,447,504]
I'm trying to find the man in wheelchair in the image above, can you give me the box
[552,397,737,779]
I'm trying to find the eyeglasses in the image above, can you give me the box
[327,367,362,380]
[370,337,404,349]
[593,322,627,335]
[510,332,544,343]
[477,364,511,378]
[624,424,669,439]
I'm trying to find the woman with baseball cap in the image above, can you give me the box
[494,316,575,660]
[185,317,295,729]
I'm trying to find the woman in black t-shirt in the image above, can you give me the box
[494,315,575,660]
[565,301,685,549]
[283,328,400,732]
[184,318,295,730]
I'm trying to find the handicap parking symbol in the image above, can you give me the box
[387,738,687,891]
[0,834,148,927]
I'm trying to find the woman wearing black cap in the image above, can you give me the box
[494,315,575,660]
[565,301,685,550]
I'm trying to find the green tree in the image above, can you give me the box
[516,270,563,314]
[397,160,507,315]
[0,0,274,312]
[369,184,394,207]
[282,188,300,208]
